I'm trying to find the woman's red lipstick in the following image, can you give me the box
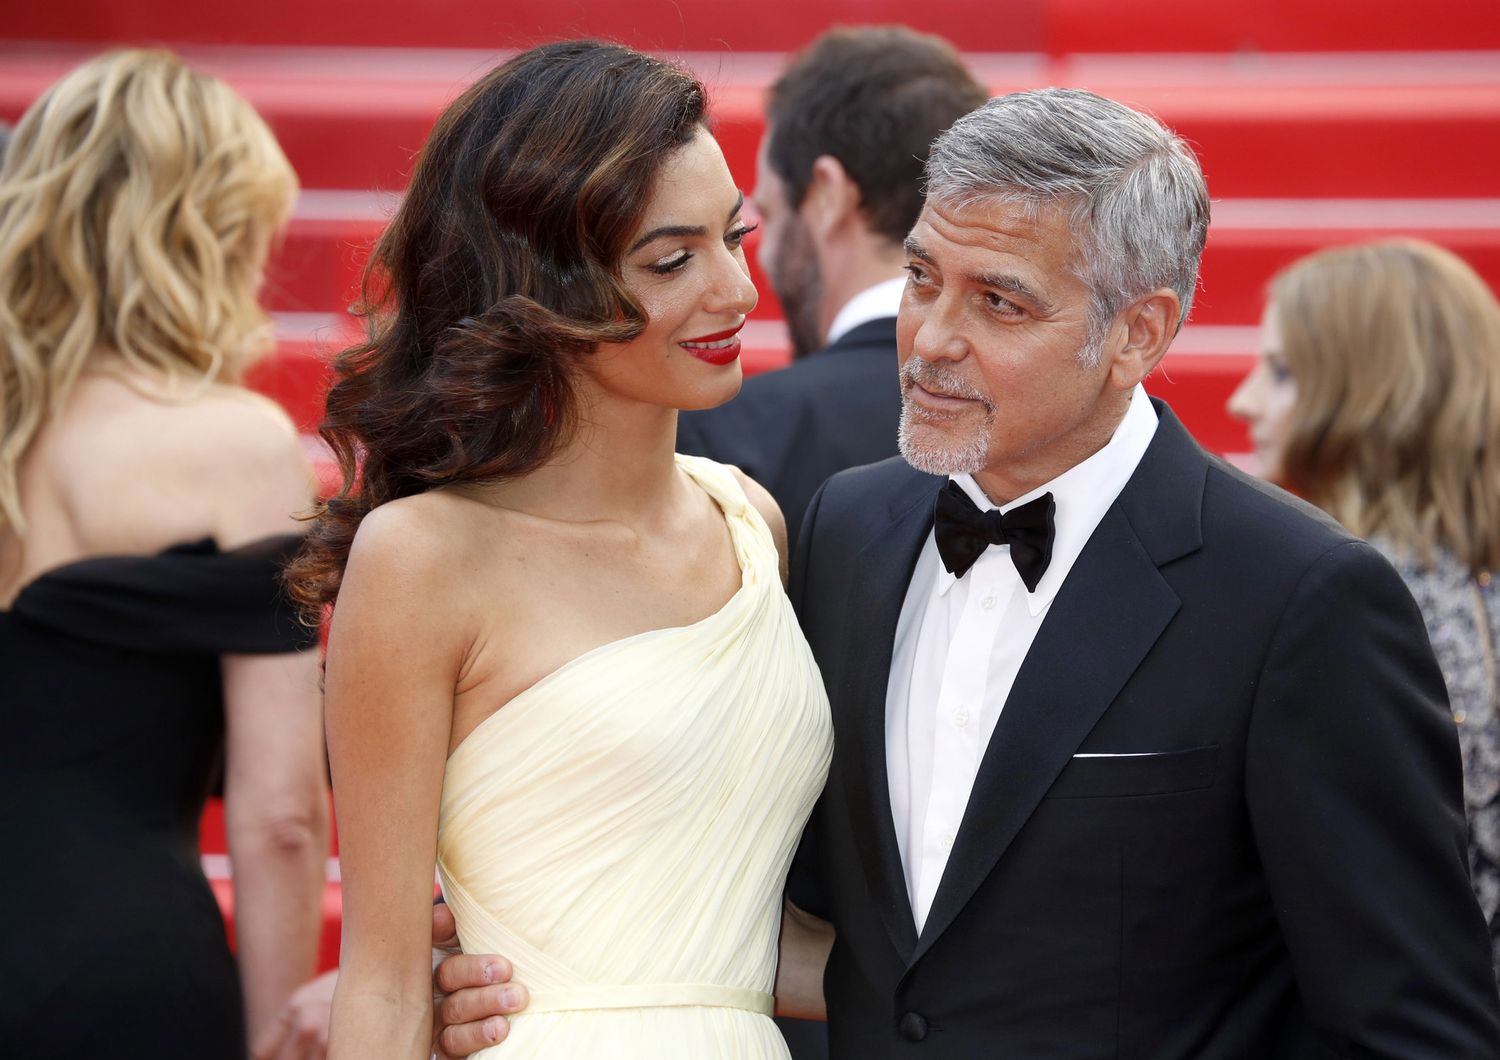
[679,323,744,366]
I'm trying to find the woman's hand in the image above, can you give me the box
[252,970,337,1060]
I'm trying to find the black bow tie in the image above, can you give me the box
[933,481,1056,592]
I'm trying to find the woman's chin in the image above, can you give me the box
[677,374,744,413]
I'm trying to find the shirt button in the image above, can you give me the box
[1455,710,1469,725]
[980,592,998,610]
[952,708,970,729]
[940,832,956,851]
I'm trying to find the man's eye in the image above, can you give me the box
[903,264,930,285]
[986,292,1022,315]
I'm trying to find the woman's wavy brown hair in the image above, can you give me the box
[1273,239,1500,574]
[287,41,707,615]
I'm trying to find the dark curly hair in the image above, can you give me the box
[287,41,707,615]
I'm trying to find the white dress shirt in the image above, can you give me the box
[825,276,907,345]
[885,384,1159,932]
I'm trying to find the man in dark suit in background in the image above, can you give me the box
[676,27,987,544]
[794,87,1500,1057]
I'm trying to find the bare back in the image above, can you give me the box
[0,358,313,606]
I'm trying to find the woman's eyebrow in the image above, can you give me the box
[629,193,745,254]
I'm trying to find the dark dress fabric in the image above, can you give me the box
[0,535,316,1058]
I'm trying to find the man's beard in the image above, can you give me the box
[896,357,996,475]
[769,216,824,359]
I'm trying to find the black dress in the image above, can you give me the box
[0,535,316,1058]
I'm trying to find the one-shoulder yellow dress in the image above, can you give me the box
[437,455,833,1058]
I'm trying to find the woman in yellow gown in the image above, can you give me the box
[288,41,833,1058]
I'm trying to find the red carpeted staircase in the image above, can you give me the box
[4,0,1496,974]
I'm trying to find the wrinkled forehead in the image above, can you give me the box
[915,195,1089,291]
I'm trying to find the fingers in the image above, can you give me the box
[253,1006,329,1060]
[439,981,529,1026]
[436,1014,510,1059]
[250,1014,288,1060]
[252,971,336,1060]
[433,979,529,1059]
[272,1012,329,1060]
[433,952,512,995]
[431,902,459,950]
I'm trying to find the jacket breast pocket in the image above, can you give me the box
[1044,745,1219,799]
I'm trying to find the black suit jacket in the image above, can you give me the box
[677,317,900,544]
[791,402,1500,1059]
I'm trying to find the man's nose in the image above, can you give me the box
[910,294,967,363]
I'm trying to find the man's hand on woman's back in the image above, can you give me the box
[430,901,530,1058]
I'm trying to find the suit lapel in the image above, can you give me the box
[910,404,1206,962]
[838,468,938,960]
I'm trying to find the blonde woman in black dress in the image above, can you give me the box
[0,51,329,1056]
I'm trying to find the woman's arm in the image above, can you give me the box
[223,647,330,1043]
[323,501,472,1060]
[775,899,833,1021]
[210,399,330,1043]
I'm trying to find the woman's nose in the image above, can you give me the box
[1227,364,1262,423]
[706,249,758,318]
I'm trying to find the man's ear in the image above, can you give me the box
[1107,288,1181,389]
[800,154,861,240]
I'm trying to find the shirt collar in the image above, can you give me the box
[826,276,907,346]
[934,384,1159,615]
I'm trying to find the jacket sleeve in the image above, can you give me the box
[789,476,832,628]
[1246,539,1500,1057]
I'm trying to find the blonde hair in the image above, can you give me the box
[1273,239,1500,574]
[0,49,297,531]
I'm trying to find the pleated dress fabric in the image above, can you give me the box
[438,456,832,1058]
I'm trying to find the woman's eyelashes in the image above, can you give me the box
[646,223,758,276]
[726,222,757,248]
[649,252,692,275]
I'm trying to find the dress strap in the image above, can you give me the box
[522,983,775,1017]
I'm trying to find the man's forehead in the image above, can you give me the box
[911,198,1079,277]
[752,137,785,208]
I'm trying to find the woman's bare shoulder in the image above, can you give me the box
[726,465,788,560]
[40,375,312,553]
[335,490,541,671]
[344,489,541,602]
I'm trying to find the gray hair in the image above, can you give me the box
[925,87,1210,363]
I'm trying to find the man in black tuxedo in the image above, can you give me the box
[428,88,1500,1058]
[676,27,986,544]
[792,87,1500,1056]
